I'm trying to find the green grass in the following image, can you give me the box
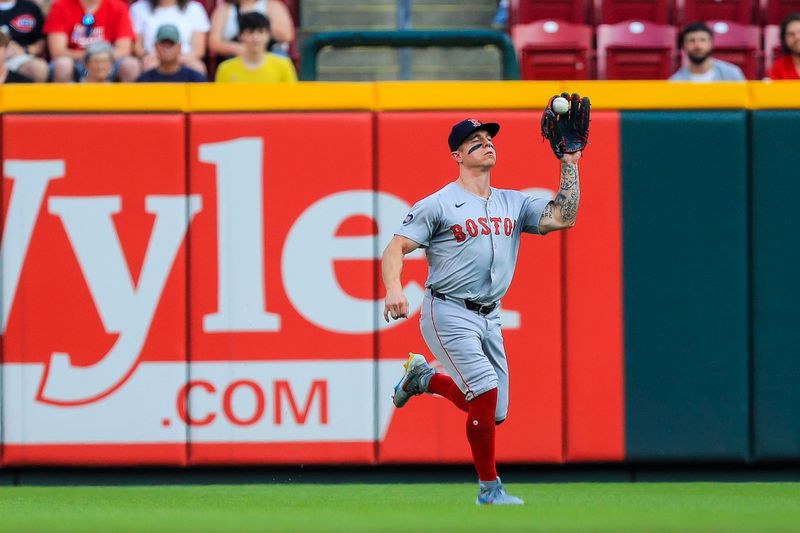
[1,483,800,532]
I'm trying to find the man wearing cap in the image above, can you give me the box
[137,24,206,82]
[381,118,582,505]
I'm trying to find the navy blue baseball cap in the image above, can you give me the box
[448,118,500,152]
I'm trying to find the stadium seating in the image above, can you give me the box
[50,0,791,82]
[704,20,762,79]
[594,0,673,24]
[678,0,755,25]
[509,0,590,25]
[763,24,783,73]
[764,0,800,25]
[283,0,300,25]
[596,20,677,78]
[512,20,593,79]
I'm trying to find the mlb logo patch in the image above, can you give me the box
[10,14,36,33]
[403,213,414,225]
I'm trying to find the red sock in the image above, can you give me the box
[466,388,498,482]
[427,373,469,413]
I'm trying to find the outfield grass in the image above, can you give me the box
[1,483,799,532]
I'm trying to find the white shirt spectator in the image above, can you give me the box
[130,0,210,55]
[222,0,266,40]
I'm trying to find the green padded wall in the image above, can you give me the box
[751,111,800,460]
[622,111,750,460]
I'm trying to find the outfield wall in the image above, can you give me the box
[0,82,797,467]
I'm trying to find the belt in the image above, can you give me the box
[430,288,497,315]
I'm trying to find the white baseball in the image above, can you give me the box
[552,97,569,115]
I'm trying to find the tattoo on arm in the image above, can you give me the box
[554,162,580,225]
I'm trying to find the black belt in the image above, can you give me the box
[430,288,497,315]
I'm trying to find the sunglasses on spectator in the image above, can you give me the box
[157,39,178,45]
[82,13,95,38]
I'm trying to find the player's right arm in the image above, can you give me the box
[381,235,422,322]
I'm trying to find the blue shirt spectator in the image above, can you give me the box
[137,64,206,81]
[135,23,207,82]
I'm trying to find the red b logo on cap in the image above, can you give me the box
[468,119,481,127]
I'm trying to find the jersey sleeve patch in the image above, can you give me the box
[394,195,441,247]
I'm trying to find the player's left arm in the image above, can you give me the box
[538,151,581,234]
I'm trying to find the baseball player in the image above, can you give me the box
[381,94,590,505]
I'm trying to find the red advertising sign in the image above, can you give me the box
[187,113,379,464]
[0,109,624,467]
[2,114,188,465]
[564,112,625,461]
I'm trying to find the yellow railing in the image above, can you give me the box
[1,81,798,112]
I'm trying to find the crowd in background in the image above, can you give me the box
[0,0,297,83]
[0,0,798,84]
[665,19,800,81]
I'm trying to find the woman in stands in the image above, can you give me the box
[768,13,800,80]
[208,0,293,59]
[130,0,210,74]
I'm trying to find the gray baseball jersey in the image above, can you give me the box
[395,181,550,419]
[395,181,550,303]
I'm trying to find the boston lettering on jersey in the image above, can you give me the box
[450,217,514,243]
[396,182,550,304]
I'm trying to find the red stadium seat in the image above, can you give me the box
[692,20,762,79]
[594,0,673,24]
[511,20,593,79]
[281,0,300,27]
[764,24,783,72]
[677,0,755,24]
[203,0,217,15]
[510,0,591,25]
[763,0,800,24]
[596,20,677,78]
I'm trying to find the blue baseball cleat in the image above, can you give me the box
[392,353,435,408]
[476,477,525,505]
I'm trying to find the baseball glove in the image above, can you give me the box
[541,92,590,159]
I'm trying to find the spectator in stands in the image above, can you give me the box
[491,0,508,30]
[670,21,745,81]
[130,0,209,75]
[136,23,205,81]
[80,39,113,81]
[45,0,140,82]
[209,0,293,60]
[215,12,295,83]
[0,0,48,81]
[767,13,800,80]
[0,30,31,81]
